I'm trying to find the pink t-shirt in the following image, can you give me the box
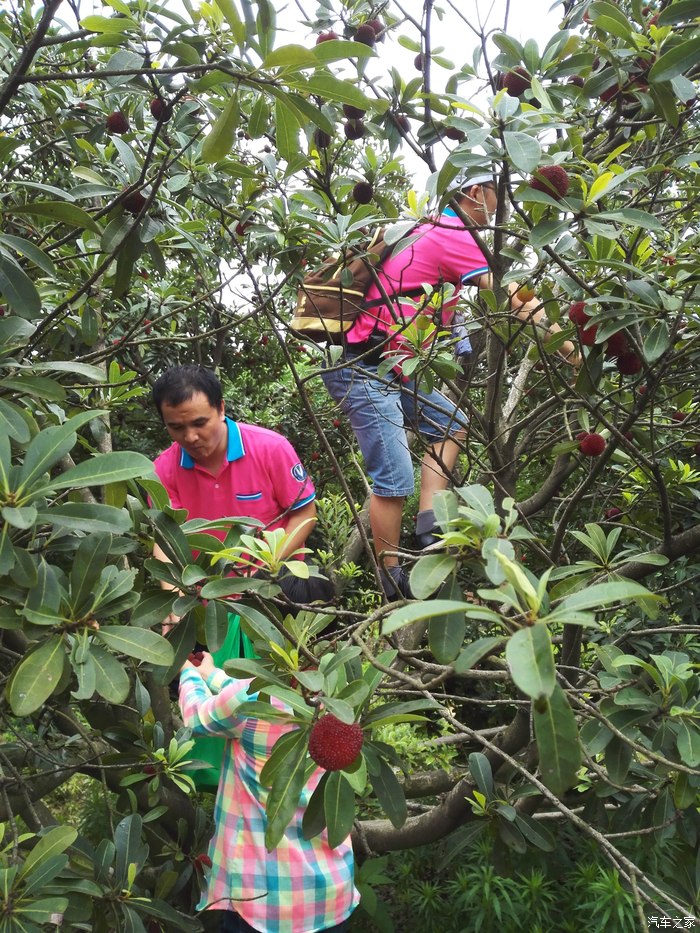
[153,419,315,539]
[348,210,489,343]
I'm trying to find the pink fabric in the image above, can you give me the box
[348,211,489,343]
[153,420,315,541]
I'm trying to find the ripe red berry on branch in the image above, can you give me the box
[579,432,606,457]
[529,165,570,200]
[106,111,129,134]
[568,301,589,326]
[308,714,364,771]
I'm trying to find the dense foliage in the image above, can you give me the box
[1,0,700,930]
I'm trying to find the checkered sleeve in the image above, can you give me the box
[179,669,255,737]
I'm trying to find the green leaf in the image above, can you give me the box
[605,734,633,783]
[0,398,31,442]
[383,600,475,635]
[265,729,308,850]
[0,234,56,275]
[658,0,700,24]
[7,201,102,234]
[504,132,542,174]
[288,73,373,109]
[2,505,37,529]
[675,721,700,767]
[8,635,65,716]
[90,645,130,703]
[644,319,670,363]
[19,410,106,491]
[452,636,507,673]
[513,813,556,852]
[200,96,240,164]
[529,219,571,248]
[650,37,700,83]
[505,624,556,700]
[313,39,378,65]
[323,771,356,849]
[80,13,137,32]
[532,683,581,796]
[551,581,658,617]
[70,534,111,615]
[36,502,132,534]
[263,44,317,69]
[469,752,494,801]
[114,814,148,887]
[410,554,457,599]
[39,451,154,494]
[428,578,467,664]
[368,755,407,829]
[204,599,229,652]
[0,254,41,318]
[302,772,329,839]
[213,0,246,42]
[19,825,77,880]
[274,97,302,162]
[151,511,194,570]
[95,626,174,666]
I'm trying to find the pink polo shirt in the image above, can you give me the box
[348,209,490,343]
[153,418,315,540]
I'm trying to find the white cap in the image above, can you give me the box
[455,170,496,189]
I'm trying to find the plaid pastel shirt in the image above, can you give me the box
[179,667,359,933]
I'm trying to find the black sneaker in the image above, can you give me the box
[414,528,440,549]
[380,566,413,599]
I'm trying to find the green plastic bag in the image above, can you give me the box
[190,613,256,791]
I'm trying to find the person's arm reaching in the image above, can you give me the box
[476,273,579,365]
[278,500,317,562]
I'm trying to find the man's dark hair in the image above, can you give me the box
[152,365,223,418]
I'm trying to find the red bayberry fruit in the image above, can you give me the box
[366,18,384,39]
[444,126,465,141]
[568,75,585,87]
[343,103,365,120]
[106,111,129,134]
[195,854,212,868]
[672,411,687,422]
[392,113,410,133]
[308,714,364,771]
[344,119,365,140]
[604,330,629,359]
[150,98,170,121]
[332,418,341,428]
[316,30,338,44]
[496,67,532,96]
[695,442,700,456]
[354,24,376,46]
[310,451,320,461]
[579,322,598,346]
[144,764,157,775]
[529,165,570,200]
[260,334,269,346]
[617,352,642,375]
[579,432,606,456]
[122,189,147,215]
[604,507,622,520]
[313,129,332,149]
[414,53,424,71]
[568,301,589,326]
[352,181,374,204]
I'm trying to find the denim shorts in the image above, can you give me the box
[321,355,467,498]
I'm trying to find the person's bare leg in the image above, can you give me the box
[419,435,463,510]
[369,494,404,568]
[416,435,464,545]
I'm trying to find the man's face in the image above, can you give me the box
[160,391,227,465]
[462,183,498,224]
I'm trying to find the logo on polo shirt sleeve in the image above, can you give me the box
[291,462,308,483]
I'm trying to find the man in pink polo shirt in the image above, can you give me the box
[152,365,333,623]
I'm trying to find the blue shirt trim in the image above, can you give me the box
[291,492,316,510]
[179,417,244,469]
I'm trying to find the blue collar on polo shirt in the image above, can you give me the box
[179,417,245,468]
[443,208,458,217]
